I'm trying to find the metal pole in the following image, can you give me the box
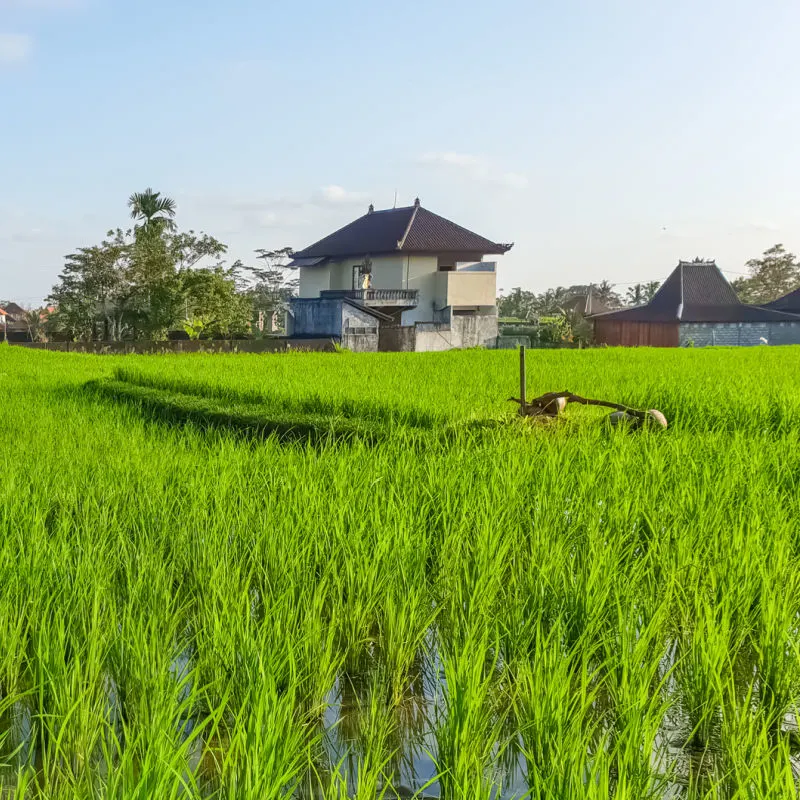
[519,344,527,410]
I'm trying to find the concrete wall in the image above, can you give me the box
[342,302,380,333]
[288,298,344,336]
[452,312,499,348]
[768,322,800,345]
[289,297,382,339]
[436,270,496,307]
[679,321,800,346]
[341,332,379,352]
[414,313,499,352]
[378,325,416,352]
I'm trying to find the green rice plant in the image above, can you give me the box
[433,627,512,800]
[2,344,800,797]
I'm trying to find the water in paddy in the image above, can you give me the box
[1,641,799,798]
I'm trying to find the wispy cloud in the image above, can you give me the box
[178,186,370,235]
[417,151,529,189]
[313,185,369,206]
[10,227,48,243]
[746,219,780,233]
[0,32,31,64]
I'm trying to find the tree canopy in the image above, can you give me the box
[732,244,800,304]
[48,190,289,341]
[497,281,626,321]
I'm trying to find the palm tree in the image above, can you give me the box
[23,307,48,342]
[625,284,645,306]
[643,280,661,302]
[593,280,623,309]
[128,188,176,233]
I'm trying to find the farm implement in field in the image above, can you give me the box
[510,346,668,429]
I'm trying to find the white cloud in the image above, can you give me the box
[0,32,31,64]
[314,185,369,206]
[418,151,528,189]
[746,219,780,233]
[420,152,483,169]
[11,227,48,242]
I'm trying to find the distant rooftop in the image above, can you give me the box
[291,199,513,263]
[591,261,800,323]
[764,286,800,314]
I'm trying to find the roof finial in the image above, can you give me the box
[414,197,420,207]
[368,203,374,214]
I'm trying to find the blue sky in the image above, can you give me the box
[2,0,800,304]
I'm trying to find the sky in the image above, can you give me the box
[2,0,800,304]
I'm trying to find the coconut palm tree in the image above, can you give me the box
[625,283,646,306]
[22,307,48,342]
[593,280,623,309]
[127,188,176,233]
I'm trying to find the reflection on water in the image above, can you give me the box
[1,638,799,798]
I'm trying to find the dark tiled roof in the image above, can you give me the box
[643,261,738,313]
[562,290,614,316]
[591,261,800,323]
[1,302,27,320]
[764,287,800,313]
[292,202,512,260]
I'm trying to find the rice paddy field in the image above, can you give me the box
[3,343,800,799]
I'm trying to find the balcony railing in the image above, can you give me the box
[321,289,419,306]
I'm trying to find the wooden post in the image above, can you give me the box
[519,345,526,411]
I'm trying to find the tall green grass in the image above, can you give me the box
[1,344,800,798]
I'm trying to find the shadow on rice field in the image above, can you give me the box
[83,378,393,447]
[81,372,536,450]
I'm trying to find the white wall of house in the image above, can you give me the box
[401,256,439,324]
[299,256,407,296]
[298,254,498,326]
[298,265,332,297]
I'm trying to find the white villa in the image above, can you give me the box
[286,199,513,351]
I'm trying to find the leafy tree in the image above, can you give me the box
[242,247,297,334]
[126,232,183,339]
[169,231,228,270]
[180,266,252,338]
[556,304,592,344]
[48,230,132,340]
[49,190,246,341]
[733,244,800,304]
[497,287,537,320]
[126,228,229,339]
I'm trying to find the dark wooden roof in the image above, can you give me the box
[764,287,800,313]
[562,288,614,316]
[591,261,800,323]
[292,200,513,261]
[1,302,27,320]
